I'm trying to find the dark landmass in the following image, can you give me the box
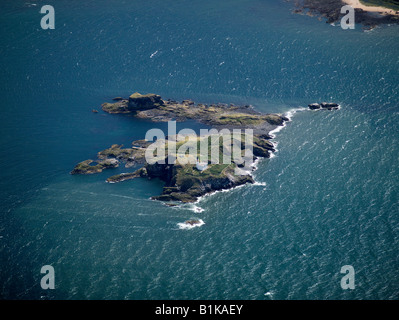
[290,0,399,27]
[184,220,204,227]
[185,219,202,225]
[308,102,340,110]
[72,92,337,203]
[71,158,119,175]
[101,92,286,134]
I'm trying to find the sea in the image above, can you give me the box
[0,0,398,300]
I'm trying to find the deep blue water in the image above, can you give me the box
[0,0,398,299]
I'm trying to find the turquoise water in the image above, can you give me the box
[0,0,398,299]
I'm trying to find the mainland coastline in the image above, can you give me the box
[343,0,399,15]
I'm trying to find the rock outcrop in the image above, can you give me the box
[128,92,164,111]
[308,102,340,110]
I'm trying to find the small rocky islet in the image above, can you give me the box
[71,92,338,203]
[308,102,340,110]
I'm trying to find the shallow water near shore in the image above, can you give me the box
[0,0,398,299]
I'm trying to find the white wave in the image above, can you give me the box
[189,205,205,213]
[264,291,274,299]
[109,194,143,200]
[189,107,305,204]
[177,219,205,230]
[171,203,205,213]
[150,50,159,58]
[269,123,286,137]
[286,106,306,118]
[308,104,342,112]
[270,107,305,138]
[251,157,261,171]
[253,181,267,186]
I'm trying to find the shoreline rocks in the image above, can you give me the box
[101,94,289,142]
[70,159,119,175]
[128,92,164,111]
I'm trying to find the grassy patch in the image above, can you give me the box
[212,113,266,126]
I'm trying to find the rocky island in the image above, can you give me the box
[72,92,338,203]
[71,92,294,202]
[101,93,287,130]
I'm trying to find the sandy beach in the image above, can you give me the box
[342,0,399,16]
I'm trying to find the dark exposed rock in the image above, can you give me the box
[182,99,195,106]
[264,114,286,126]
[128,92,164,111]
[254,137,276,152]
[321,102,339,109]
[309,103,321,110]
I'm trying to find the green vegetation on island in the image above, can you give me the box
[72,92,289,202]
